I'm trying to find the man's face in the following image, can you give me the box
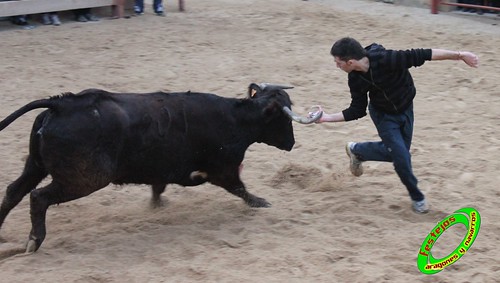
[333,56,353,73]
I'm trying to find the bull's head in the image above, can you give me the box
[248,83,323,124]
[247,83,322,151]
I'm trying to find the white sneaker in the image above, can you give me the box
[42,13,51,25]
[412,199,430,214]
[345,142,363,176]
[50,14,61,26]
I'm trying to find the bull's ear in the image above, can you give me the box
[248,83,262,98]
[248,83,294,98]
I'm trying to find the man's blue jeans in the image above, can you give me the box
[351,103,425,201]
[135,0,163,13]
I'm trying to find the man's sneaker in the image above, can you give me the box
[345,142,363,177]
[412,199,429,214]
[156,11,165,16]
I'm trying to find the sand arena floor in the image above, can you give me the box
[0,0,499,282]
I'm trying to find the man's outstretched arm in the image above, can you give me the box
[431,49,479,68]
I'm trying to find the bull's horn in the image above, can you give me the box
[259,83,294,90]
[282,106,322,124]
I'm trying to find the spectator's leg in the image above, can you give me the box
[475,0,485,14]
[41,13,51,25]
[84,8,99,21]
[50,12,61,26]
[11,15,28,26]
[154,0,164,16]
[135,0,145,14]
[74,9,87,22]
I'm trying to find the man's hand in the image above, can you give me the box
[459,51,479,68]
[308,105,323,123]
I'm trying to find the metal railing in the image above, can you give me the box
[431,0,500,14]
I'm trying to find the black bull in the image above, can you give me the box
[0,83,322,252]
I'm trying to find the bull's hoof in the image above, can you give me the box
[150,198,167,209]
[246,197,271,208]
[25,239,38,253]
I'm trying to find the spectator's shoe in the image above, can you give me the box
[76,15,88,22]
[50,14,61,26]
[42,13,51,25]
[155,4,165,16]
[11,15,28,26]
[346,142,363,177]
[135,11,144,15]
[412,199,430,214]
[84,13,99,21]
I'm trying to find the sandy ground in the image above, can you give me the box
[1,0,500,282]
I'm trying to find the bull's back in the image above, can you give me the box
[36,91,242,186]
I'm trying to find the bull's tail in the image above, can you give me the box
[0,99,56,132]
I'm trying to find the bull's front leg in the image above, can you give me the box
[211,170,271,207]
[229,185,271,208]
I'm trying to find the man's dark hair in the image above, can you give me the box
[330,37,367,61]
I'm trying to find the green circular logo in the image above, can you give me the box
[417,207,480,274]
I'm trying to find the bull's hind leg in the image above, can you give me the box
[0,155,48,231]
[150,184,166,208]
[26,182,100,253]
